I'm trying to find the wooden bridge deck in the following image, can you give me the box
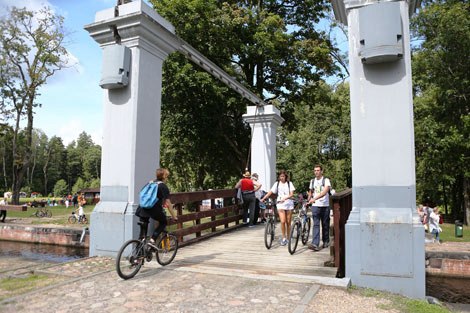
[146,224,349,287]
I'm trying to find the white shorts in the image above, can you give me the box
[277,200,294,211]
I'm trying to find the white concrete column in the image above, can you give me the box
[344,1,425,298]
[85,1,178,256]
[243,105,284,192]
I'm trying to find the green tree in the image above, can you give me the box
[42,136,66,196]
[71,177,87,195]
[278,81,351,193]
[412,0,470,223]
[0,7,68,204]
[53,179,67,197]
[150,0,340,190]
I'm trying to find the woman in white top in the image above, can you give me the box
[261,170,295,246]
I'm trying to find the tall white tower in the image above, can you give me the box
[331,0,425,298]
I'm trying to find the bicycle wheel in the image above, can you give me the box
[301,217,311,245]
[116,239,145,279]
[264,218,275,249]
[288,222,300,255]
[81,216,88,224]
[45,209,52,218]
[156,233,178,266]
[68,215,77,223]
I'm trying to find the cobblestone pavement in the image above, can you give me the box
[0,225,469,313]
[0,255,404,313]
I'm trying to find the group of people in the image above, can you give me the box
[236,165,332,251]
[417,202,443,243]
[138,165,332,252]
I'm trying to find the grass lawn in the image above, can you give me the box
[439,222,469,243]
[5,204,94,226]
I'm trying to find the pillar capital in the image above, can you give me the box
[84,0,180,57]
[243,105,284,127]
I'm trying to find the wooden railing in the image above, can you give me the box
[166,189,243,247]
[332,188,352,278]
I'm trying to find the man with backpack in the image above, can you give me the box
[307,164,331,251]
[135,168,178,243]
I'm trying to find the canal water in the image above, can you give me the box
[0,240,88,263]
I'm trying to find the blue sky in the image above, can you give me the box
[0,0,347,146]
[0,0,131,145]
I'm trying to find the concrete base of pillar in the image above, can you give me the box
[345,209,426,299]
[89,201,138,257]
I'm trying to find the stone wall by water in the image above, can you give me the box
[0,224,89,248]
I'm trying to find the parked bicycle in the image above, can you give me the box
[116,220,178,280]
[31,206,52,218]
[68,211,88,224]
[288,200,311,255]
[263,198,277,249]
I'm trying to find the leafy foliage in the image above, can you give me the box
[150,0,341,191]
[411,0,470,220]
[277,82,351,193]
[0,6,68,203]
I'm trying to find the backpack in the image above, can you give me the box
[139,181,161,209]
[310,177,332,195]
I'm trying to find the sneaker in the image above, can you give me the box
[308,243,320,251]
[248,225,255,228]
[323,241,330,248]
[280,238,287,246]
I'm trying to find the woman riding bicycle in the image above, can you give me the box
[135,168,178,242]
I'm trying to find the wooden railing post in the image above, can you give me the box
[331,188,352,278]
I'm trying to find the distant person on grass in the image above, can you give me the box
[0,197,7,223]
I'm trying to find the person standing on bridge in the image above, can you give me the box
[308,165,331,251]
[135,168,178,242]
[235,170,261,227]
[261,170,295,246]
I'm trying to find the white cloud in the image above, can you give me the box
[57,119,102,146]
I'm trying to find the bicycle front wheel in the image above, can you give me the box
[264,218,275,249]
[116,239,145,279]
[156,233,178,266]
[288,222,300,255]
[301,217,311,245]
[68,215,77,223]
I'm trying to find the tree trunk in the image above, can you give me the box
[464,177,469,226]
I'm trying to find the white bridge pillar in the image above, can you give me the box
[336,0,425,298]
[243,105,284,191]
[85,2,178,256]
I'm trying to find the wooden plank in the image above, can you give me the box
[171,224,338,280]
[0,205,27,211]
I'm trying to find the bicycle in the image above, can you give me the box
[263,198,277,249]
[288,200,311,255]
[31,206,52,218]
[68,211,88,224]
[116,220,178,280]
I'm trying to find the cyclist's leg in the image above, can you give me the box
[151,209,167,241]
[138,217,150,239]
